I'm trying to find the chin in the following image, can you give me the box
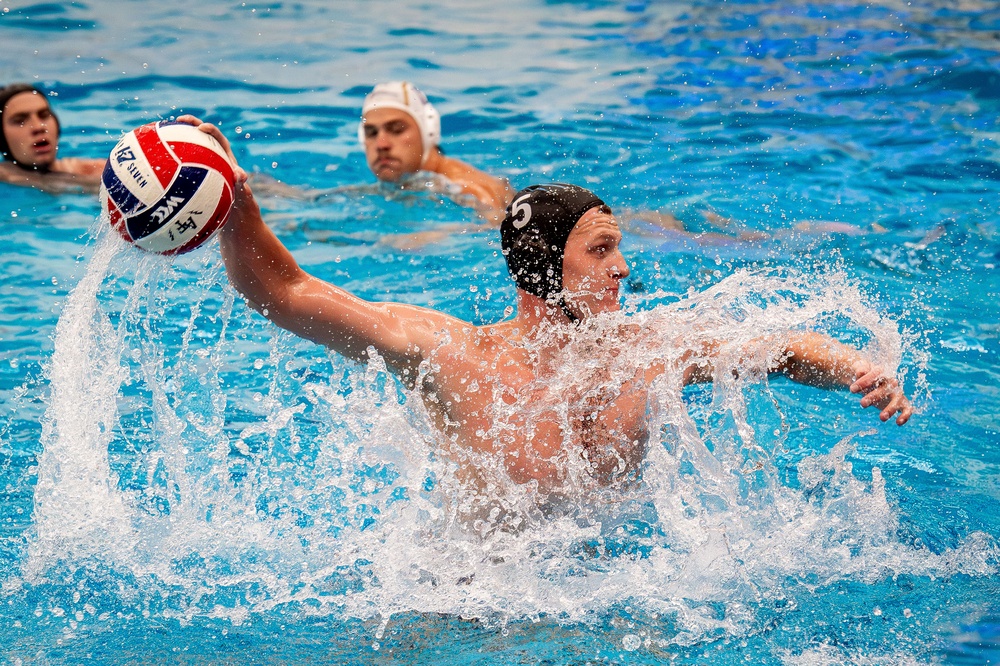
[373,168,403,183]
[571,299,621,320]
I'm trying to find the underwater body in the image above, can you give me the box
[1,1,998,663]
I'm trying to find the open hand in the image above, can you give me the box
[850,361,913,425]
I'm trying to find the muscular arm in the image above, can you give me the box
[681,330,913,425]
[772,331,913,425]
[189,118,460,380]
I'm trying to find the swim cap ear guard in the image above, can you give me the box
[357,81,441,167]
[500,183,606,320]
[0,84,60,166]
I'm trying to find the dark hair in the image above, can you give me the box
[0,83,60,164]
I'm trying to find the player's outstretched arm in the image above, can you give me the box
[678,330,913,425]
[771,331,913,425]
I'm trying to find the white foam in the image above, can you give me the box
[24,249,993,646]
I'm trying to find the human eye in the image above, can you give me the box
[387,121,408,135]
[363,125,378,139]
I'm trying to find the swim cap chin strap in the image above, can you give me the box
[358,81,441,167]
[500,183,606,322]
[0,83,60,169]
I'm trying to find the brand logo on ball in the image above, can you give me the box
[149,196,186,226]
[167,213,203,242]
[125,160,149,189]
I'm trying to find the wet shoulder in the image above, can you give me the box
[426,320,533,381]
[436,156,510,209]
[54,157,106,178]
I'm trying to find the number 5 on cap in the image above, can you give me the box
[510,194,533,229]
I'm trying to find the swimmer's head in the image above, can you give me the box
[501,183,607,313]
[358,81,441,178]
[0,84,61,170]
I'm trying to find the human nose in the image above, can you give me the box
[374,130,392,149]
[28,113,49,132]
[610,253,630,279]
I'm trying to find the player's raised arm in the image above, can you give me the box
[184,117,457,380]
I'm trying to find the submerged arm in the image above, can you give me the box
[0,162,100,194]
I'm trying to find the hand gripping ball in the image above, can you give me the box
[100,121,236,254]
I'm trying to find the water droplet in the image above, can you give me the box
[622,634,641,651]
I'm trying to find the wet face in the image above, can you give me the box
[2,91,58,168]
[560,206,630,319]
[361,108,423,181]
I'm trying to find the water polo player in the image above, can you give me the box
[359,81,512,220]
[186,116,913,497]
[0,83,105,193]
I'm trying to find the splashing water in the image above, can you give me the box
[16,221,996,649]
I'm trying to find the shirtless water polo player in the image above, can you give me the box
[184,116,913,494]
[358,81,512,222]
[0,84,105,194]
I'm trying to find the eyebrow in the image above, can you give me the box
[590,230,621,244]
[364,119,409,130]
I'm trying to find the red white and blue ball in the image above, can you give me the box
[100,121,236,255]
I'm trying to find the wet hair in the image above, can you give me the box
[500,183,606,317]
[0,83,60,167]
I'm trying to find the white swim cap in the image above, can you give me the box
[358,81,441,166]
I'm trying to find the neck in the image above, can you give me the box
[12,160,51,174]
[422,147,445,174]
[511,291,577,346]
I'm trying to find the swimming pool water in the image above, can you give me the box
[1,1,998,664]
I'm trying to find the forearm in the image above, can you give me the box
[774,331,863,389]
[218,184,307,315]
[217,184,442,370]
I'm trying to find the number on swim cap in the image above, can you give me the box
[510,193,533,229]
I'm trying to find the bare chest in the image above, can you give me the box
[421,341,651,485]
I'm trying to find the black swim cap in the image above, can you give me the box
[500,183,606,305]
[0,84,60,165]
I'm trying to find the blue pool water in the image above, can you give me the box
[2,1,999,663]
